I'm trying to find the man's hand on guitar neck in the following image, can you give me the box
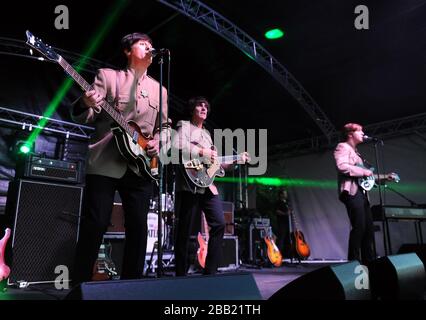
[237,152,250,164]
[83,90,103,113]
[199,148,217,163]
[147,140,159,157]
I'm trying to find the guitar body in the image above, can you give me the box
[111,121,158,181]
[357,164,376,191]
[291,230,311,259]
[0,228,11,281]
[197,232,208,269]
[182,158,225,188]
[92,242,117,281]
[197,213,209,269]
[264,236,283,267]
[357,163,400,192]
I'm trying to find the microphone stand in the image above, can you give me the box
[372,139,390,255]
[156,52,166,278]
[385,186,419,207]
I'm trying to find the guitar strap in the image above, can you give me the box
[115,70,120,110]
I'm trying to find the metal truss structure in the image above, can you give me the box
[158,0,337,139]
[0,36,111,74]
[270,113,426,158]
[0,106,94,140]
[0,36,189,117]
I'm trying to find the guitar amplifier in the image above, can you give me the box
[16,154,82,184]
[193,201,235,236]
[189,235,239,271]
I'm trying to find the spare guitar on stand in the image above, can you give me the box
[264,228,283,267]
[289,208,311,263]
[197,212,209,269]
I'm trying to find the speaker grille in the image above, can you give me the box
[8,180,82,284]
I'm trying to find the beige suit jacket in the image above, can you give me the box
[173,120,218,195]
[333,142,369,196]
[72,68,169,179]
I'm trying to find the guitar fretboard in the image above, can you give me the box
[218,155,241,164]
[58,57,134,137]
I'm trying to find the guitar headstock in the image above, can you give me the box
[25,30,60,62]
[388,172,401,183]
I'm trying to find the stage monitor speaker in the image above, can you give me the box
[4,179,82,286]
[269,261,371,300]
[398,244,426,266]
[368,253,425,300]
[66,272,261,300]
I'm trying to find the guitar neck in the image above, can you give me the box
[290,209,299,231]
[218,154,241,164]
[58,57,133,136]
[374,174,388,180]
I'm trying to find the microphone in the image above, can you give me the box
[363,135,381,142]
[150,48,169,57]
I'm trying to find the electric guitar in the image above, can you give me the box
[25,30,159,181]
[264,229,283,267]
[92,242,117,281]
[357,164,400,191]
[289,208,311,260]
[182,148,250,188]
[0,228,11,282]
[197,212,209,269]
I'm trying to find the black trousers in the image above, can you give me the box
[174,189,225,276]
[276,215,291,258]
[340,189,376,265]
[72,169,152,284]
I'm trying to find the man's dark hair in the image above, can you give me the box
[187,96,210,116]
[121,32,152,51]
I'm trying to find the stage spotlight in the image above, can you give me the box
[15,140,32,155]
[265,28,284,40]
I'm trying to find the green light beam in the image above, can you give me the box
[25,0,129,148]
[216,176,426,194]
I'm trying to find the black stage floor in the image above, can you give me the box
[0,261,331,300]
[1,261,424,300]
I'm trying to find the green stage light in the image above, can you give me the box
[265,28,284,40]
[24,0,128,149]
[19,144,31,154]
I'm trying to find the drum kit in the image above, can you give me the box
[147,193,175,253]
[106,192,176,253]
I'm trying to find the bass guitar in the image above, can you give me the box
[182,149,250,188]
[289,208,311,260]
[25,31,159,181]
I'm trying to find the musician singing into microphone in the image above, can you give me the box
[333,123,397,264]
[71,32,171,284]
[173,97,248,276]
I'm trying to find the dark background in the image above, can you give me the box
[1,0,425,145]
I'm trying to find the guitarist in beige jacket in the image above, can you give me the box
[71,32,170,284]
